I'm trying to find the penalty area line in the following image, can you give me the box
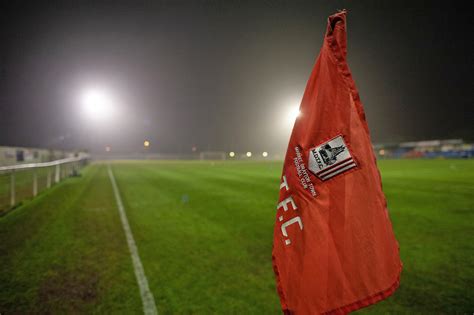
[107,164,158,315]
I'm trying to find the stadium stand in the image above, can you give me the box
[374,139,473,159]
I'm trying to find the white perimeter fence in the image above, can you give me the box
[0,156,89,213]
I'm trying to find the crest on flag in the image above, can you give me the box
[308,135,357,180]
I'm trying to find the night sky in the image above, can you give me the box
[0,1,472,154]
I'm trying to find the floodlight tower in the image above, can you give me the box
[287,105,301,125]
[79,87,118,153]
[81,88,115,121]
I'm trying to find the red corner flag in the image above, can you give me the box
[272,11,402,314]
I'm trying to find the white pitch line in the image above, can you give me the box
[107,165,158,315]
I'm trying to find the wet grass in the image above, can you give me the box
[1,159,473,313]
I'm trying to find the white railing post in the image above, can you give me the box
[55,164,60,183]
[33,170,38,197]
[10,170,15,207]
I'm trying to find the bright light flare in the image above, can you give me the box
[262,151,268,157]
[287,105,301,125]
[246,151,252,157]
[144,140,150,148]
[229,151,235,157]
[80,88,115,120]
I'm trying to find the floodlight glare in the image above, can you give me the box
[287,105,301,125]
[246,151,252,157]
[81,88,115,120]
[144,140,150,147]
[262,151,268,157]
[229,151,235,157]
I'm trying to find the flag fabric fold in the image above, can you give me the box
[272,10,402,314]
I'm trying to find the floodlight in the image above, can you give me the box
[80,88,115,120]
[262,151,268,157]
[287,105,301,125]
[229,151,235,157]
[144,140,150,147]
[246,151,252,157]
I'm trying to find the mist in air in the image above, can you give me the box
[0,1,471,153]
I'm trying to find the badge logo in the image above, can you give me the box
[308,135,357,181]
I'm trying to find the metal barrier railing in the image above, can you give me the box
[0,156,89,213]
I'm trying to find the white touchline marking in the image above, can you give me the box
[108,165,158,315]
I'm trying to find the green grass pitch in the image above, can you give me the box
[0,159,473,313]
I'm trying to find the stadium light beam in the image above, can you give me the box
[229,151,235,157]
[246,151,252,158]
[287,105,301,125]
[262,151,268,157]
[80,88,115,121]
[144,140,150,148]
